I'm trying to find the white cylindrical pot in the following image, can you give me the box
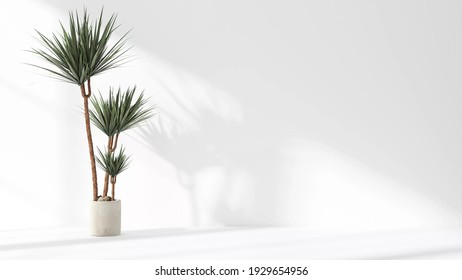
[90,200,121,236]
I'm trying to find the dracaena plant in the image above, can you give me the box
[29,8,130,201]
[90,86,154,198]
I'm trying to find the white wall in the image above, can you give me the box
[1,0,462,231]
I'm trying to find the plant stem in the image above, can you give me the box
[102,136,113,197]
[112,133,120,151]
[111,177,117,201]
[103,132,120,198]
[81,79,98,201]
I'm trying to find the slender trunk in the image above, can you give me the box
[111,177,116,201]
[81,80,98,201]
[112,133,120,151]
[103,136,113,197]
[103,132,120,197]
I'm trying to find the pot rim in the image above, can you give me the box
[90,199,121,203]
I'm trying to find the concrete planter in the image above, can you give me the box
[90,200,121,236]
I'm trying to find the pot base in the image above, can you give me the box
[90,200,121,236]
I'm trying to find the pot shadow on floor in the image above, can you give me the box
[0,227,248,252]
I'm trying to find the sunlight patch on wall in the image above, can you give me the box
[278,138,458,231]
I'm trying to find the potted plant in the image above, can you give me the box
[29,8,153,236]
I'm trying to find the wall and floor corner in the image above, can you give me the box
[0,0,461,232]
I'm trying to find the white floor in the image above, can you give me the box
[1,227,462,259]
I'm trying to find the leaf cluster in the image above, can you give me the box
[90,86,154,137]
[30,8,130,85]
[96,146,130,178]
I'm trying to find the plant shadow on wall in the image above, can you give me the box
[135,77,285,226]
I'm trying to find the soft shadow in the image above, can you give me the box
[0,227,244,252]
[136,89,284,226]
[376,247,462,260]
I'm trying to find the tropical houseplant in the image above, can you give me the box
[30,8,153,236]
